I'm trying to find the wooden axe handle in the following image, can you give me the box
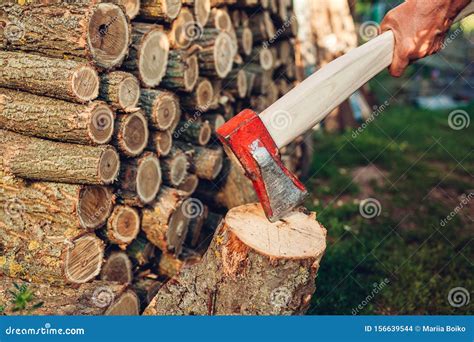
[260,1,474,149]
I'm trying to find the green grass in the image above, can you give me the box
[306,102,473,315]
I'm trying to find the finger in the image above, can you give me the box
[389,52,410,77]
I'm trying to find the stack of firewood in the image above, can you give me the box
[0,0,314,315]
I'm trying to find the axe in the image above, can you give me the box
[216,3,474,222]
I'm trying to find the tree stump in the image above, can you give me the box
[144,203,327,315]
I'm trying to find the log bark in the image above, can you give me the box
[0,2,130,70]
[100,252,133,283]
[114,111,149,157]
[144,203,327,315]
[100,71,141,112]
[149,130,173,157]
[0,278,139,315]
[140,89,178,130]
[105,205,141,246]
[180,77,214,111]
[139,0,182,22]
[0,232,104,285]
[0,168,114,232]
[176,142,224,180]
[123,23,169,88]
[0,130,120,185]
[161,49,199,92]
[174,120,211,146]
[161,146,189,187]
[119,152,161,206]
[0,88,114,145]
[0,51,99,103]
[196,29,235,78]
[141,187,191,256]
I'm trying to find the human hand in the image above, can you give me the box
[381,0,471,77]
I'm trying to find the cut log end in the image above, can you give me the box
[236,69,248,98]
[164,0,183,21]
[171,8,194,49]
[152,130,173,157]
[226,203,327,259]
[198,121,212,145]
[98,147,120,184]
[118,75,141,110]
[214,32,235,78]
[177,174,199,197]
[241,27,253,56]
[101,252,133,283]
[87,3,130,69]
[64,235,104,284]
[260,48,274,71]
[119,111,149,157]
[194,0,211,27]
[121,0,141,19]
[77,186,115,230]
[137,154,162,204]
[166,152,189,186]
[107,205,141,245]
[155,93,178,130]
[72,66,100,102]
[196,78,214,110]
[184,54,199,92]
[89,103,115,144]
[167,202,192,255]
[105,290,140,315]
[139,30,170,87]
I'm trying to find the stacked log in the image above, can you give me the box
[0,0,321,316]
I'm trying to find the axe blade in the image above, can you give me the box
[216,109,308,222]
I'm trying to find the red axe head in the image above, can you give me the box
[216,109,308,222]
